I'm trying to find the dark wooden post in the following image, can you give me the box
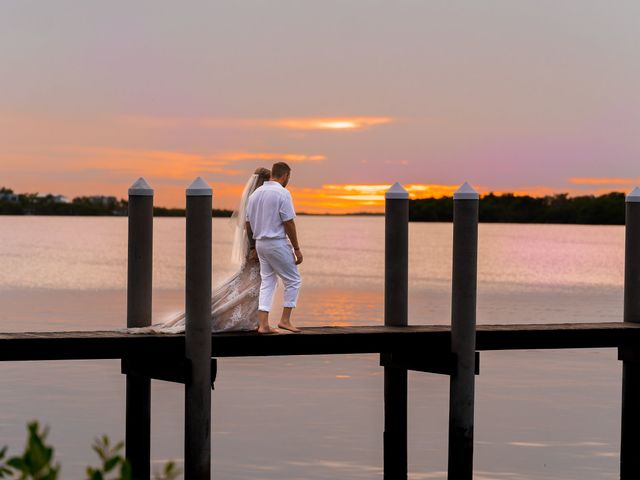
[383,182,409,480]
[126,177,154,480]
[621,187,640,479]
[185,177,213,480]
[448,182,479,480]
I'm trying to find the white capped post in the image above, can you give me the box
[621,186,640,479]
[624,185,640,325]
[383,181,409,480]
[384,181,409,325]
[125,176,154,479]
[127,177,155,326]
[448,181,479,480]
[185,176,213,480]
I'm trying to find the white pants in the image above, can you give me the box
[256,238,301,312]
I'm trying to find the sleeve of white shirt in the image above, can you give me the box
[279,191,296,222]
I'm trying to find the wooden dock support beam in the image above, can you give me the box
[184,177,213,480]
[447,182,479,480]
[621,186,640,479]
[383,182,409,480]
[125,177,154,480]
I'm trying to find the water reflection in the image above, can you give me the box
[0,217,626,291]
[0,216,628,479]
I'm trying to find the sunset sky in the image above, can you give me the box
[1,1,639,212]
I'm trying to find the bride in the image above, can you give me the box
[127,167,272,334]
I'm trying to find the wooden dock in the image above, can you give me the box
[2,322,640,362]
[6,178,640,480]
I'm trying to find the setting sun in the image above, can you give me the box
[273,116,394,131]
[317,121,357,129]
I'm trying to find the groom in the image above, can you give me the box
[246,162,303,333]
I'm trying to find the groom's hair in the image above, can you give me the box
[271,162,291,179]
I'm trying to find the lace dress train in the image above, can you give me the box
[127,258,261,334]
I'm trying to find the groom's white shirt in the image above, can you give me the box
[246,181,296,239]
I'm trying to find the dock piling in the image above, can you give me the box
[447,182,479,480]
[125,177,154,480]
[621,186,640,479]
[184,177,213,480]
[383,182,409,480]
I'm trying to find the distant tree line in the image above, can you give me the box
[2,186,628,223]
[0,187,233,217]
[409,192,626,225]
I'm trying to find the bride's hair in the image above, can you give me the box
[254,167,271,190]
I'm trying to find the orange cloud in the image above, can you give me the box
[58,147,236,179]
[569,177,638,186]
[120,115,395,131]
[0,147,328,210]
[42,147,325,179]
[213,152,326,162]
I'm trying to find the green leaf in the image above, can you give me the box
[120,459,132,480]
[8,421,59,479]
[7,457,27,471]
[104,456,120,472]
[153,460,181,480]
[89,470,103,480]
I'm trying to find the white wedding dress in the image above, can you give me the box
[126,174,262,334]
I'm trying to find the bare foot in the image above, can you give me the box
[277,323,301,333]
[257,326,279,334]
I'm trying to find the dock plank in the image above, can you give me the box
[1,323,640,362]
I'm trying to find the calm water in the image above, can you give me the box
[0,216,626,479]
